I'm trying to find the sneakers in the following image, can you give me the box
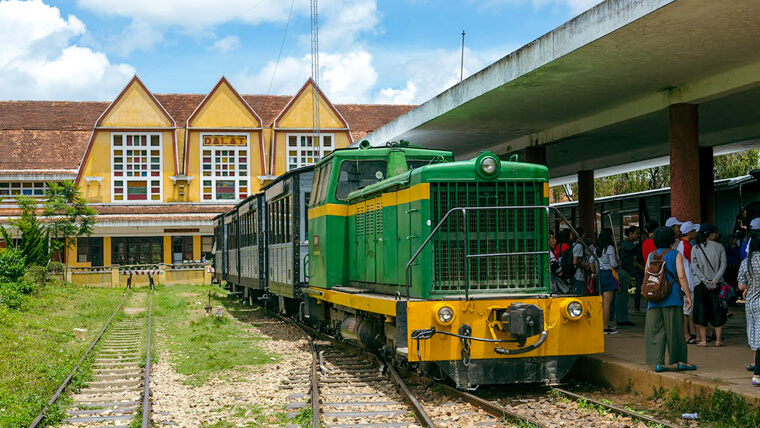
[752,376,760,386]
[604,328,618,335]
[607,324,618,331]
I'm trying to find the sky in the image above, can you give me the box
[0,0,603,105]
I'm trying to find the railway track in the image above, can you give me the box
[264,309,678,428]
[30,287,155,428]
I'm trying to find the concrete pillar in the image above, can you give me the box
[578,170,595,239]
[669,104,701,222]
[699,146,715,224]
[524,146,547,166]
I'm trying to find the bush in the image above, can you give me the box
[0,249,25,282]
[0,281,27,309]
[47,261,65,275]
[23,265,49,286]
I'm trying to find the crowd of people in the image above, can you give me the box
[549,209,760,384]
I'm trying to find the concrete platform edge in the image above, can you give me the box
[570,354,760,405]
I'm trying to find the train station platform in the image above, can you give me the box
[571,303,760,403]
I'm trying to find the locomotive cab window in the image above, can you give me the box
[335,159,387,201]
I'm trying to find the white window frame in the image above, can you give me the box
[199,132,250,202]
[0,182,48,199]
[110,132,163,203]
[286,133,335,171]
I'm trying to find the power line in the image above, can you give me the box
[268,0,297,95]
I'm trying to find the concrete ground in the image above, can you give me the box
[574,301,760,402]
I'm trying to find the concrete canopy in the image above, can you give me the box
[363,0,760,184]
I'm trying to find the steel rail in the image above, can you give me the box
[275,315,320,428]
[141,284,154,428]
[29,287,132,428]
[270,313,435,428]
[411,376,548,428]
[552,387,679,428]
[383,359,437,428]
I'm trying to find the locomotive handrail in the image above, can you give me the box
[404,205,598,300]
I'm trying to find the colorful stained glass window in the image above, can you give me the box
[0,182,48,198]
[286,133,334,171]
[112,133,161,201]
[200,134,249,201]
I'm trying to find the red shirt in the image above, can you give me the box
[642,238,656,262]
[554,243,570,259]
[680,238,692,261]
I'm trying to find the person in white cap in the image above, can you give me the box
[679,221,698,344]
[741,218,760,260]
[665,217,684,230]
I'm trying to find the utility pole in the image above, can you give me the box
[311,0,321,156]
[460,30,465,82]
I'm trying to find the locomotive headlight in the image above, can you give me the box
[562,300,584,320]
[481,157,498,175]
[433,304,456,326]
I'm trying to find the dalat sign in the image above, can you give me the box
[203,135,247,146]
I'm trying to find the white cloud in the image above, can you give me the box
[0,0,135,100]
[77,0,307,29]
[233,49,377,103]
[211,36,241,53]
[486,0,604,15]
[375,47,490,104]
[113,19,165,57]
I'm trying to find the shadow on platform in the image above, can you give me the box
[571,302,760,403]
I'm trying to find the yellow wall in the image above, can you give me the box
[278,86,344,128]
[163,236,171,264]
[99,81,173,128]
[191,82,261,128]
[193,235,201,260]
[272,130,352,177]
[79,130,176,203]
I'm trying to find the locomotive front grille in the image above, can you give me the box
[429,181,547,294]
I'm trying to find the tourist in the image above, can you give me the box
[738,227,760,385]
[642,220,660,263]
[549,231,570,294]
[554,229,573,259]
[572,228,593,296]
[679,221,698,344]
[691,223,728,347]
[735,206,749,244]
[665,217,684,240]
[616,226,639,326]
[645,226,696,372]
[597,228,619,334]
[726,234,741,305]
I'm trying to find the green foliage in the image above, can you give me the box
[0,248,26,282]
[23,264,50,286]
[550,149,759,201]
[0,285,126,427]
[47,261,65,275]
[0,181,96,268]
[653,387,760,427]
[42,181,97,253]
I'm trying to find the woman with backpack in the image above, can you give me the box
[738,223,760,385]
[597,228,619,334]
[691,223,728,347]
[644,226,696,372]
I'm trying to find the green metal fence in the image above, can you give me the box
[427,181,548,295]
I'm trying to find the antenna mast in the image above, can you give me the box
[311,0,320,152]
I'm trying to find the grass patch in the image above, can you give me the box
[651,386,760,427]
[0,282,127,427]
[152,284,274,387]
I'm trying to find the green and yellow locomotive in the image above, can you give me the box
[216,141,604,388]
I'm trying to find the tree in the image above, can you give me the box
[42,181,98,254]
[0,181,96,266]
[0,197,51,266]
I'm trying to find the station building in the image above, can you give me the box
[0,76,413,282]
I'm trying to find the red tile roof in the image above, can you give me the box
[0,95,417,173]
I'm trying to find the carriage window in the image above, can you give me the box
[335,160,387,201]
[310,167,322,203]
[317,162,332,203]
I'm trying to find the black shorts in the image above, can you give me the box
[692,283,727,327]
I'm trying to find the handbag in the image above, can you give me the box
[585,273,597,295]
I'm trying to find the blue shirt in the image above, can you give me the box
[742,240,750,260]
[647,249,683,309]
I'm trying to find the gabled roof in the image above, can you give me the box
[96,75,175,128]
[274,78,349,129]
[187,77,262,128]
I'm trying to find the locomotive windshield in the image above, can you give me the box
[335,159,387,200]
